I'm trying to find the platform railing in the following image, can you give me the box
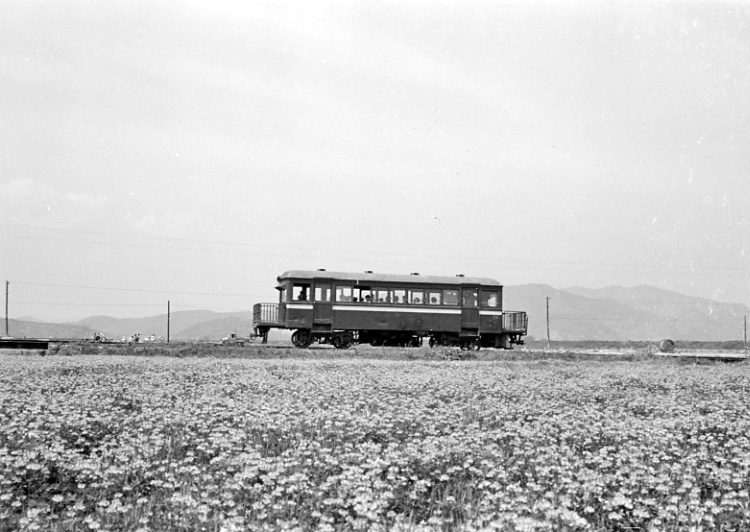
[503,311,528,334]
[253,302,281,326]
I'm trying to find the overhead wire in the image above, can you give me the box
[2,222,748,274]
[551,316,745,322]
[13,281,264,298]
[12,301,166,307]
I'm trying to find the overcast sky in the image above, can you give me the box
[1,1,749,321]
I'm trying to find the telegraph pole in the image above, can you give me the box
[5,281,8,337]
[744,314,747,354]
[167,300,171,344]
[546,296,551,350]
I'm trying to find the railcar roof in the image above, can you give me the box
[277,270,502,287]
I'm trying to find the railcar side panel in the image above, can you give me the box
[331,305,461,332]
[283,303,313,329]
[479,311,504,333]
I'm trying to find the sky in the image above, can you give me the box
[1,0,749,322]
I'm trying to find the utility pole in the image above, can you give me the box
[744,314,747,355]
[167,300,171,344]
[5,281,8,337]
[546,296,551,350]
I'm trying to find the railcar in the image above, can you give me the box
[252,270,528,350]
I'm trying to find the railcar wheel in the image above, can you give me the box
[459,339,480,351]
[332,333,352,349]
[291,330,312,348]
[428,337,437,348]
[333,336,350,349]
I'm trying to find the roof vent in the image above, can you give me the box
[364,270,373,274]
[410,272,420,275]
[317,268,326,271]
[456,274,465,277]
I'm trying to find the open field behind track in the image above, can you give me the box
[1,352,750,531]
[44,341,750,363]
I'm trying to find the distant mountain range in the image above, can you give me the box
[6,310,256,342]
[503,284,748,342]
[4,285,748,342]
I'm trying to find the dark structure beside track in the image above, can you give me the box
[0,338,49,351]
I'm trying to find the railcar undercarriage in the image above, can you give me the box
[289,328,524,351]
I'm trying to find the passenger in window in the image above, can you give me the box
[392,296,399,303]
[365,295,372,302]
[444,290,459,306]
[298,290,307,301]
[430,297,437,304]
[413,297,421,304]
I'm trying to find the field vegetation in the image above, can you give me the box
[1,350,749,531]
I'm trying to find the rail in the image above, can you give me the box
[253,302,281,326]
[503,311,528,334]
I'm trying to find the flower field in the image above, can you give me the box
[1,354,750,531]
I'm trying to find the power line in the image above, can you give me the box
[13,302,251,312]
[2,232,742,279]
[551,309,749,317]
[13,281,263,298]
[2,222,748,274]
[9,281,749,315]
[576,298,746,305]
[551,316,746,323]
[169,304,251,312]
[12,301,166,307]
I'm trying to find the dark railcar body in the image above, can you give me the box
[253,270,527,350]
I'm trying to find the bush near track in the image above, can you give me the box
[1,354,749,531]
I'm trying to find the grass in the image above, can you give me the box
[1,350,749,531]
[47,341,653,361]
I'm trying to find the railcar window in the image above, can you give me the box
[444,289,459,306]
[336,286,353,302]
[374,288,390,303]
[463,289,478,307]
[409,290,424,304]
[354,287,372,303]
[314,286,331,302]
[393,289,406,304]
[292,284,310,301]
[480,290,499,308]
[427,290,442,305]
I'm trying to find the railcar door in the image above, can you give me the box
[461,287,479,332]
[313,284,333,326]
